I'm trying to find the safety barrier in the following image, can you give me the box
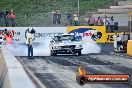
[0,45,36,88]
[0,27,132,44]
[98,9,131,14]
[110,5,132,9]
[118,1,132,5]
[127,40,132,56]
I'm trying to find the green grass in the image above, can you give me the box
[0,0,113,26]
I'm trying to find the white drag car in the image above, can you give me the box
[49,34,83,56]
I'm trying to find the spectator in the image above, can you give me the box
[110,16,115,33]
[73,14,79,26]
[26,29,35,59]
[103,16,110,31]
[117,34,122,50]
[88,15,95,26]
[52,10,57,24]
[96,16,103,26]
[114,21,118,32]
[0,10,3,26]
[56,10,61,24]
[3,10,9,27]
[66,11,72,26]
[8,10,16,27]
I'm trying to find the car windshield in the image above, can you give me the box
[53,35,78,41]
[61,35,74,41]
[54,36,62,41]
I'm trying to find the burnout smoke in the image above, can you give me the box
[6,38,51,56]
[6,42,27,56]
[81,36,101,54]
[82,42,101,54]
[33,38,50,56]
[6,36,101,56]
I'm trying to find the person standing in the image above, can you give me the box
[52,10,57,25]
[26,29,35,59]
[96,16,103,26]
[3,10,9,27]
[8,10,16,27]
[73,14,79,26]
[66,11,72,26]
[104,16,110,31]
[110,16,115,33]
[56,10,61,24]
[88,15,95,26]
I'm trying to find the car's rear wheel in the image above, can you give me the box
[51,50,57,56]
[50,51,53,56]
[53,52,57,56]
[78,51,81,56]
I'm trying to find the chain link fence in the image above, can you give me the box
[15,11,91,27]
[1,0,128,27]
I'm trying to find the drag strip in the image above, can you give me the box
[16,43,132,88]
[17,53,132,88]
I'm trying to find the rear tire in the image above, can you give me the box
[53,52,57,56]
[78,51,81,56]
[50,51,53,56]
[51,50,57,56]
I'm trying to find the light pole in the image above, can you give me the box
[78,0,80,17]
[129,12,132,32]
[129,12,132,40]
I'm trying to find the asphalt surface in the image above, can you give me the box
[17,43,132,88]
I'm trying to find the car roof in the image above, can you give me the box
[54,34,74,37]
[54,35,61,37]
[62,34,74,36]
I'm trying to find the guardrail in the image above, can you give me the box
[0,45,36,88]
[118,1,132,5]
[110,5,132,9]
[98,9,131,14]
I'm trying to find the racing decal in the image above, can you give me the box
[0,29,14,38]
[8,29,14,39]
[68,27,102,42]
[107,34,114,42]
[25,28,64,41]
[25,28,36,41]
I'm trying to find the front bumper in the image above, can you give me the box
[53,48,83,54]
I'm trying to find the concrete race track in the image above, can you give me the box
[16,44,132,88]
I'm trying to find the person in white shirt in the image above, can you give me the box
[117,34,123,50]
[26,29,35,59]
[73,14,79,26]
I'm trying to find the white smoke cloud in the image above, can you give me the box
[33,38,51,56]
[6,38,51,56]
[82,42,101,54]
[6,37,101,56]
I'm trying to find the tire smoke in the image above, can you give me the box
[6,38,101,56]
